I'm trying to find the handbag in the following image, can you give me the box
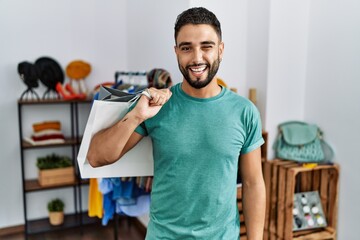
[274,121,334,163]
[77,86,154,178]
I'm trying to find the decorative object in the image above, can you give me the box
[47,198,65,226]
[35,57,64,100]
[17,61,40,100]
[36,153,75,186]
[293,191,327,231]
[65,60,91,96]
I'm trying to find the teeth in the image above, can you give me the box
[190,66,206,72]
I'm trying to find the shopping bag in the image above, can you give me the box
[77,86,153,178]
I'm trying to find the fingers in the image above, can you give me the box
[147,88,172,106]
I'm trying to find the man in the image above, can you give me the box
[88,7,265,240]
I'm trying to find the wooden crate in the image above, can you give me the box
[263,159,339,240]
[38,166,75,186]
[263,160,298,233]
[261,131,268,161]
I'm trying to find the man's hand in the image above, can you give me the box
[131,87,172,122]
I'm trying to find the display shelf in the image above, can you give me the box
[26,212,99,235]
[25,179,78,192]
[17,99,92,239]
[24,179,89,192]
[21,138,79,149]
[18,98,92,105]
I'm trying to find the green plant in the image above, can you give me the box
[36,153,72,170]
[47,198,65,212]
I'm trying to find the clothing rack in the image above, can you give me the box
[114,71,148,86]
[104,176,152,240]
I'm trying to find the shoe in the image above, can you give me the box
[65,83,86,100]
[56,82,76,100]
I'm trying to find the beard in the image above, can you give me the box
[178,57,221,89]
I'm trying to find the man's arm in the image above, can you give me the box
[240,147,266,240]
[87,88,172,167]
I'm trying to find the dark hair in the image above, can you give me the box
[174,7,222,43]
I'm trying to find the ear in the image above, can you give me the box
[219,42,224,59]
[174,45,179,55]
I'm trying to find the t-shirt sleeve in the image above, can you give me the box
[134,122,148,136]
[240,104,264,155]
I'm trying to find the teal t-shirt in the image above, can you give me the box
[135,83,264,240]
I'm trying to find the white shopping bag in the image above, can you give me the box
[77,87,153,178]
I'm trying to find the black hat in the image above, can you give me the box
[17,61,39,88]
[35,57,64,90]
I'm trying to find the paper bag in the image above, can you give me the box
[77,87,153,178]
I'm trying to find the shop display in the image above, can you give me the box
[293,191,327,231]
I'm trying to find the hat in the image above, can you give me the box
[35,57,64,90]
[17,61,39,88]
[66,60,91,80]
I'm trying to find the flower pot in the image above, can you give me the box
[49,211,64,226]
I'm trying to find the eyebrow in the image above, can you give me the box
[178,41,216,48]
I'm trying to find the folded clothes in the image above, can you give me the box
[31,134,65,141]
[32,129,63,137]
[24,137,65,145]
[33,121,61,132]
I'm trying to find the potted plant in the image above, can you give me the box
[47,198,65,226]
[36,153,75,186]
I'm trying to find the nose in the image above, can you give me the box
[192,48,204,64]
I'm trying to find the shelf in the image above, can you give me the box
[26,212,99,235]
[22,137,80,149]
[293,227,336,239]
[25,179,89,192]
[18,99,95,238]
[18,98,92,105]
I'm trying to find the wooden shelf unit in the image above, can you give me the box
[26,212,98,235]
[17,99,94,239]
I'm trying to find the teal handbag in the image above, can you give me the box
[274,121,333,163]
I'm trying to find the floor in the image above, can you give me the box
[1,218,145,240]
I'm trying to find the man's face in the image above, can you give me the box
[175,24,224,89]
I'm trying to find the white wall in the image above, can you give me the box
[245,0,270,126]
[126,0,189,84]
[190,0,248,96]
[265,0,310,157]
[304,0,360,239]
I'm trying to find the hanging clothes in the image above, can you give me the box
[97,177,151,226]
[88,178,103,219]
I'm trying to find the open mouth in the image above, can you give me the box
[188,65,208,78]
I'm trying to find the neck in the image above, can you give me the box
[181,78,222,98]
